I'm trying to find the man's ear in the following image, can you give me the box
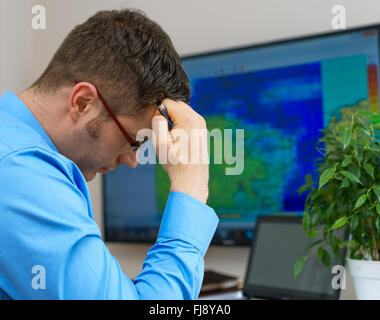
[69,82,99,122]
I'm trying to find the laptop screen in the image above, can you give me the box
[243,216,345,300]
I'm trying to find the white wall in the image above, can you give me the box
[0,0,35,94]
[3,0,379,299]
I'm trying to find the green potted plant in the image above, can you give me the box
[294,109,380,300]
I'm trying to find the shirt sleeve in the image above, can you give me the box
[134,191,219,299]
[0,148,219,300]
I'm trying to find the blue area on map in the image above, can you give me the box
[190,62,324,213]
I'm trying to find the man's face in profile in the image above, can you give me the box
[68,104,156,182]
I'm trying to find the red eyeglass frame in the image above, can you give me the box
[73,80,143,152]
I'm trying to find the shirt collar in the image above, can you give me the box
[0,90,58,152]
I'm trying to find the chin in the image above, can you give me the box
[84,171,97,182]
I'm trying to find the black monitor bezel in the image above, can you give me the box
[103,22,380,245]
[242,215,347,300]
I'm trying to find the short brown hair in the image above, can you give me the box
[32,9,191,115]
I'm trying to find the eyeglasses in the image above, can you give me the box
[73,81,145,152]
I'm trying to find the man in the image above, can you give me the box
[0,9,218,299]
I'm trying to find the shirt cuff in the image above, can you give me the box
[157,191,219,257]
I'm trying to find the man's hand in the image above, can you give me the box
[151,99,209,204]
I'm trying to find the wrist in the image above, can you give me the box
[170,179,209,204]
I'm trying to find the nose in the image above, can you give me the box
[117,149,138,168]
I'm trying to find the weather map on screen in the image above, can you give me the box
[104,28,380,245]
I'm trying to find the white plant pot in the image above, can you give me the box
[347,258,380,300]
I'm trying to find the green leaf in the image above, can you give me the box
[299,174,314,195]
[340,178,350,188]
[358,127,371,137]
[354,194,367,210]
[294,256,307,278]
[376,216,380,232]
[364,151,372,164]
[342,127,352,150]
[329,231,337,247]
[364,163,375,180]
[355,110,374,118]
[341,157,352,167]
[317,247,331,269]
[339,241,352,249]
[333,245,343,264]
[307,229,319,238]
[298,184,310,195]
[373,185,380,202]
[328,217,348,231]
[370,113,380,123]
[351,164,361,180]
[303,212,311,232]
[319,168,335,190]
[327,151,342,161]
[350,215,359,231]
[376,203,380,215]
[310,208,323,226]
[306,239,324,250]
[305,174,313,185]
[356,115,371,130]
[340,170,362,185]
[353,145,364,164]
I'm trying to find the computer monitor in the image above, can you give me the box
[103,24,380,245]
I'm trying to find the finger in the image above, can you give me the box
[162,98,206,128]
[160,98,193,126]
[151,113,174,158]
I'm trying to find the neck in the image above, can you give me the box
[18,87,66,151]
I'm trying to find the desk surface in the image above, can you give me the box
[199,286,356,300]
[199,290,245,300]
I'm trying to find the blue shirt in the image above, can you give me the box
[0,90,219,300]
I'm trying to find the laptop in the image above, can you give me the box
[242,215,346,300]
[201,215,346,300]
